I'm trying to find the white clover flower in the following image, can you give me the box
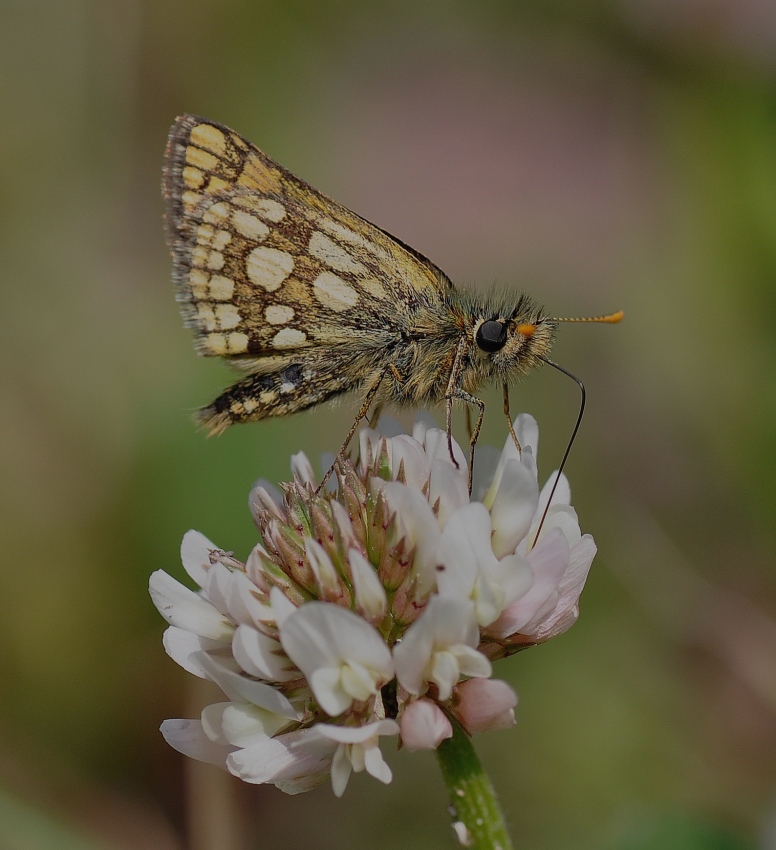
[150,413,596,795]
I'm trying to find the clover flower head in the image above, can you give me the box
[149,413,596,795]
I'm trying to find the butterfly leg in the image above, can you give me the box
[450,387,485,495]
[502,383,522,455]
[317,367,388,494]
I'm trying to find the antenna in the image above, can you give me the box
[551,310,624,324]
[531,356,586,549]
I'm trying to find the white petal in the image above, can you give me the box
[149,570,234,641]
[305,539,340,597]
[470,444,501,502]
[452,645,492,680]
[162,626,227,678]
[348,548,387,621]
[303,719,400,744]
[160,719,233,767]
[331,744,352,797]
[195,652,301,720]
[430,651,460,701]
[399,699,453,751]
[290,452,316,487]
[422,428,467,482]
[394,596,479,695]
[227,729,333,786]
[428,458,469,529]
[538,470,571,514]
[380,481,441,597]
[269,586,298,626]
[223,568,273,626]
[280,603,392,716]
[363,740,393,784]
[436,503,497,600]
[232,625,298,682]
[388,434,431,489]
[248,479,284,522]
[489,458,539,558]
[488,529,569,638]
[218,701,288,747]
[180,530,218,587]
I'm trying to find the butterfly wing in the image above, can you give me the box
[163,114,452,363]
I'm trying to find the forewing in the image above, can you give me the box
[163,114,452,362]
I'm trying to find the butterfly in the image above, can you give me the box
[163,114,622,488]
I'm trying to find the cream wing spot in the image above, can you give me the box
[227,332,249,353]
[232,209,270,241]
[186,147,219,171]
[205,333,227,355]
[265,304,295,325]
[208,275,234,301]
[318,218,392,263]
[272,328,307,349]
[246,247,294,292]
[189,268,209,300]
[312,271,359,312]
[203,202,230,225]
[215,304,241,330]
[308,231,366,274]
[190,124,227,155]
[254,198,286,222]
[183,166,204,189]
[207,251,225,271]
[197,304,216,331]
[361,277,389,299]
[212,230,232,250]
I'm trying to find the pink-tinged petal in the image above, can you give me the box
[180,530,218,587]
[455,679,517,733]
[531,534,596,640]
[429,459,470,529]
[160,719,234,767]
[400,699,453,751]
[232,625,298,682]
[290,452,316,487]
[162,626,228,678]
[488,529,569,639]
[490,459,539,558]
[227,729,333,786]
[149,570,234,642]
[195,652,301,720]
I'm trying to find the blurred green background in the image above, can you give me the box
[2,1,775,848]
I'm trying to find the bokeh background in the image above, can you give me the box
[2,1,776,848]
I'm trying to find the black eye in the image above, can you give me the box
[475,319,508,352]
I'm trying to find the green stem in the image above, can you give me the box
[435,718,515,850]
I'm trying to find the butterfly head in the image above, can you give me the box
[471,311,556,380]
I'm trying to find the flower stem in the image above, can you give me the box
[435,718,515,850]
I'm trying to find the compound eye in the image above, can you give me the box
[475,319,508,352]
